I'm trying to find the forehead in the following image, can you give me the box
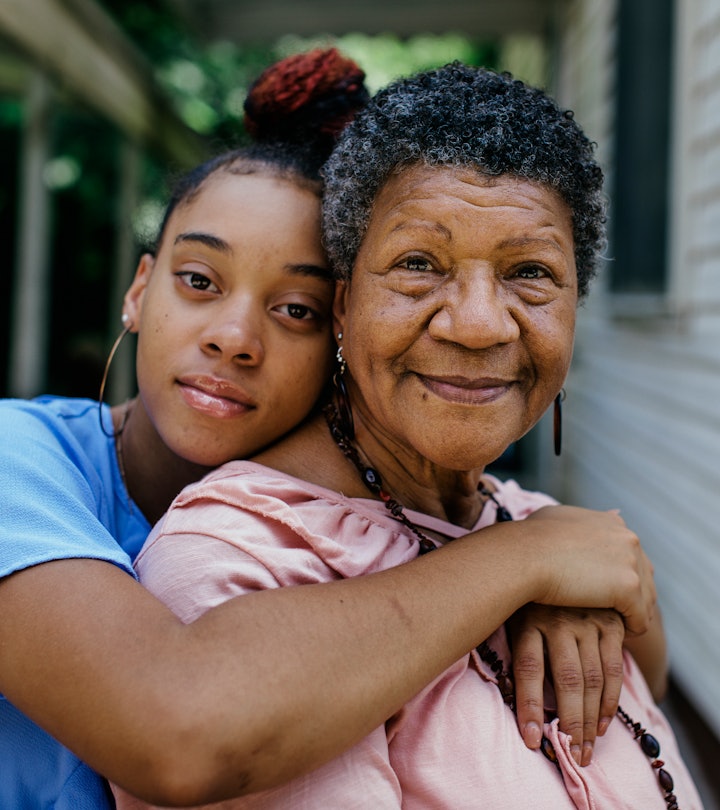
[368,164,574,242]
[170,171,321,234]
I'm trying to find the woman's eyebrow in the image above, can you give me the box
[174,231,232,253]
[498,236,569,254]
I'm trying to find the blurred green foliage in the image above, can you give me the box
[2,0,499,395]
[95,0,500,255]
[97,0,498,145]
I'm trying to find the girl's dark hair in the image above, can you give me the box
[153,48,369,252]
[322,63,606,299]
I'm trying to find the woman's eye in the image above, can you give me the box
[515,264,549,280]
[278,303,315,320]
[400,256,433,272]
[176,271,218,292]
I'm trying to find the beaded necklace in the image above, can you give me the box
[324,401,681,809]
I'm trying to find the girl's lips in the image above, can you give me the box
[177,377,256,418]
[419,375,513,405]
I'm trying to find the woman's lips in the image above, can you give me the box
[177,376,256,418]
[419,374,513,405]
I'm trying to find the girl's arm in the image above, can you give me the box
[0,505,653,806]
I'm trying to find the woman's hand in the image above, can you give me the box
[524,505,656,636]
[507,604,625,766]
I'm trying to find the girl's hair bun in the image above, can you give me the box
[243,48,369,152]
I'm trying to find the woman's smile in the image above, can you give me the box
[416,373,515,406]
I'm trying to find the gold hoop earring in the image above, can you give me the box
[98,325,131,438]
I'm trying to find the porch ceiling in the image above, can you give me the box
[166,0,562,42]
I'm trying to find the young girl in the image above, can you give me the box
[0,50,657,809]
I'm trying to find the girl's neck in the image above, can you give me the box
[111,399,212,525]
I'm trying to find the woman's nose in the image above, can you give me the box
[199,301,265,365]
[427,269,520,348]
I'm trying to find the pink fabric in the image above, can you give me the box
[114,461,703,810]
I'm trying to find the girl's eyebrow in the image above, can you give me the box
[175,232,332,281]
[290,263,333,281]
[174,231,231,253]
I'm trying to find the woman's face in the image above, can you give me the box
[125,171,334,466]
[335,164,578,471]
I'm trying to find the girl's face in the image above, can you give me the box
[334,164,578,472]
[125,171,334,466]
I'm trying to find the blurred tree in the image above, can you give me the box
[2,0,497,396]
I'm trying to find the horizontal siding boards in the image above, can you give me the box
[565,386,720,734]
[563,329,720,736]
[556,0,720,776]
[672,1,720,314]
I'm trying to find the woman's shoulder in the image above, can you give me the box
[147,453,419,580]
[482,474,559,522]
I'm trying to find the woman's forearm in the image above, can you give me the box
[623,608,668,702]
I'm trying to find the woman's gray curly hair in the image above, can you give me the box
[321,63,606,299]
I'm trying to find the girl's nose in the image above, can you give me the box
[199,300,264,365]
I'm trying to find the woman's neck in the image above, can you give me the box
[358,431,485,529]
[318,402,486,530]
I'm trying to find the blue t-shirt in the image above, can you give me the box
[0,396,150,809]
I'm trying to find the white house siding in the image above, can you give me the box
[549,0,720,745]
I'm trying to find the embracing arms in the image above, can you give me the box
[0,504,653,805]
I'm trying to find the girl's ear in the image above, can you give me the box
[122,254,154,332]
[332,280,348,342]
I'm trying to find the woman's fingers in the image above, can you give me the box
[507,604,627,766]
[508,622,546,751]
[596,615,625,736]
[547,624,592,765]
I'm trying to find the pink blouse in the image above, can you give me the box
[113,461,703,810]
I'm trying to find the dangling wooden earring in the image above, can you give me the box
[553,389,566,457]
[332,333,354,439]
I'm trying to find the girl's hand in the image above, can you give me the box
[507,604,625,766]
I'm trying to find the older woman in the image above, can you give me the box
[120,65,701,809]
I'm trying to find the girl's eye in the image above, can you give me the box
[176,271,218,292]
[277,303,315,320]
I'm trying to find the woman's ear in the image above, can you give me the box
[122,254,154,332]
[332,280,349,341]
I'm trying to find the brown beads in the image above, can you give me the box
[641,732,661,759]
[540,736,558,765]
[616,707,680,809]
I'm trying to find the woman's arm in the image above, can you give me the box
[0,506,653,806]
[623,607,668,701]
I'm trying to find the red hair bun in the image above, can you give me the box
[244,48,369,149]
